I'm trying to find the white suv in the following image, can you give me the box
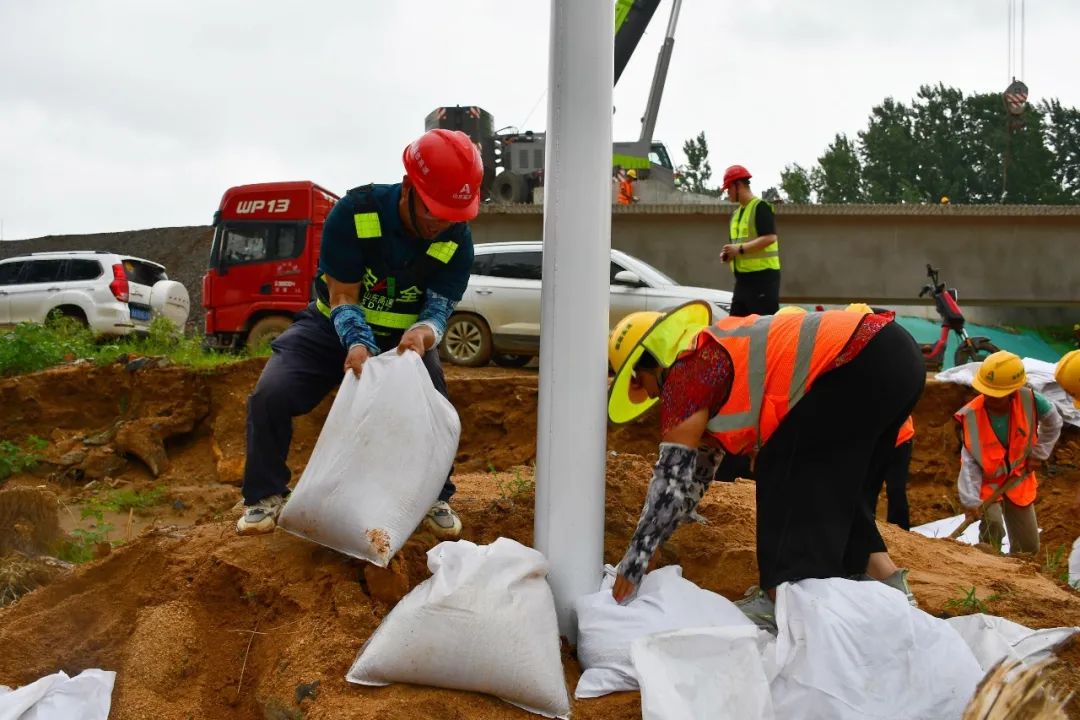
[0,251,190,336]
[442,241,732,367]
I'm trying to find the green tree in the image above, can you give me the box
[1039,99,1080,202]
[779,163,812,203]
[677,131,718,195]
[811,134,864,203]
[859,97,921,202]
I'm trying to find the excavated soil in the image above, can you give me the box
[1,361,1079,718]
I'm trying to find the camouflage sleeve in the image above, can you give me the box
[616,443,709,591]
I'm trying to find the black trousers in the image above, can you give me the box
[880,440,912,530]
[241,303,455,505]
[753,322,925,590]
[730,269,780,317]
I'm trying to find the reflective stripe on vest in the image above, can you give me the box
[955,387,1038,506]
[702,311,861,454]
[729,197,780,272]
[354,212,382,239]
[427,240,459,263]
[315,296,420,330]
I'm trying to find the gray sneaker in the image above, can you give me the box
[735,586,778,634]
[236,495,285,535]
[880,568,918,607]
[424,500,462,539]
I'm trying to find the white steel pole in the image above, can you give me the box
[534,0,613,639]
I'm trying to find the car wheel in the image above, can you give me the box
[47,306,88,327]
[492,353,532,368]
[443,314,493,367]
[246,315,293,352]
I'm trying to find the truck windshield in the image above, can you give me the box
[209,223,302,269]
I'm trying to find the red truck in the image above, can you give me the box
[202,181,339,350]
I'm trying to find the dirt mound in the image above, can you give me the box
[3,365,1080,715]
[2,454,1079,719]
[0,486,61,556]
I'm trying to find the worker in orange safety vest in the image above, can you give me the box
[617,168,638,205]
[606,303,925,630]
[955,351,1062,554]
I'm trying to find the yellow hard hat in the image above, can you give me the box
[1055,350,1080,408]
[972,351,1026,398]
[845,302,874,314]
[609,311,661,375]
[941,196,950,204]
[627,169,638,179]
[608,301,713,424]
[775,306,807,316]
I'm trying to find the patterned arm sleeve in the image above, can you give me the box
[411,288,458,346]
[616,443,710,591]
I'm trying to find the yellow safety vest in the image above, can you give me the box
[729,197,780,272]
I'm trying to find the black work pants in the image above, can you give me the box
[880,440,912,530]
[730,269,780,317]
[241,303,455,505]
[753,321,925,590]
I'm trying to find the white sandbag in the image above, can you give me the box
[946,613,1078,671]
[911,514,1013,554]
[346,538,570,718]
[631,626,775,720]
[574,565,753,698]
[279,352,460,566]
[1070,536,1080,589]
[0,669,115,720]
[770,578,983,720]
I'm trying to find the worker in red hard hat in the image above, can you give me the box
[719,165,781,318]
[237,129,483,539]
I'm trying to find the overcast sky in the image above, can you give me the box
[2,0,1077,240]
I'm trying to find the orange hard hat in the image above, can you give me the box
[402,129,484,222]
[722,165,752,190]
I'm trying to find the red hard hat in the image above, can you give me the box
[722,164,752,190]
[402,129,484,222]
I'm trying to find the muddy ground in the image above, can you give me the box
[1,359,1079,718]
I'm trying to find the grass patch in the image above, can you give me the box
[54,486,168,564]
[0,314,268,377]
[496,467,534,507]
[944,586,1003,615]
[0,435,48,484]
[82,486,167,517]
[1041,544,1073,586]
[56,525,115,564]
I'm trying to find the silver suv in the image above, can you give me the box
[442,241,732,367]
[0,251,190,336]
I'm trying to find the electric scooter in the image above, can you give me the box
[919,264,998,370]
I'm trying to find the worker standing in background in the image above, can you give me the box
[236,129,481,539]
[719,165,780,317]
[847,302,914,529]
[955,352,1062,554]
[606,304,924,627]
[617,169,639,205]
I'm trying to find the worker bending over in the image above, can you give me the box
[607,303,924,628]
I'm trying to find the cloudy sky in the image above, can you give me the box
[1,0,1077,240]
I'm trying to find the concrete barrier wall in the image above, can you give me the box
[472,204,1080,324]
